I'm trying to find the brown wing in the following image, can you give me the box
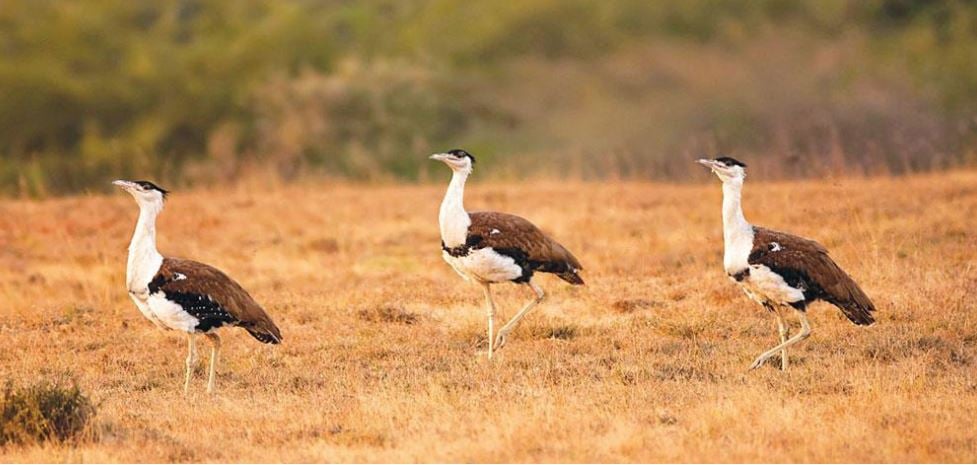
[469,211,584,284]
[150,258,282,343]
[749,227,875,325]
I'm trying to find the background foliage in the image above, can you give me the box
[1,0,976,195]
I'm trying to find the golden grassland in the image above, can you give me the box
[1,170,976,463]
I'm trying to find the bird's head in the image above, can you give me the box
[697,156,747,183]
[429,149,475,174]
[113,179,168,208]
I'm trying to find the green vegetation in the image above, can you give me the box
[1,0,976,195]
[0,381,96,445]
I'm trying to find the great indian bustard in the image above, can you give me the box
[430,149,584,359]
[113,180,282,395]
[697,157,876,371]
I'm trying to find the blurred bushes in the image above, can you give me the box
[0,0,339,194]
[252,60,468,181]
[0,381,96,445]
[0,0,976,195]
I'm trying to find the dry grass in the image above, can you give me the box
[0,170,976,462]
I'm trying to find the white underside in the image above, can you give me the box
[733,264,806,306]
[128,277,202,333]
[129,293,165,329]
[145,293,201,332]
[442,248,523,284]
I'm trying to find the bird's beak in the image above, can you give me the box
[112,179,134,189]
[429,153,448,162]
[696,159,718,170]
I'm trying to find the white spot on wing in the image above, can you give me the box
[770,242,782,252]
[173,272,187,281]
[490,229,501,235]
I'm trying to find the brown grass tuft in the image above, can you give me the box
[611,299,662,313]
[530,324,578,341]
[357,306,420,325]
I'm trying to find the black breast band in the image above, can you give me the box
[441,234,484,257]
[730,268,750,282]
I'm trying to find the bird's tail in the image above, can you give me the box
[545,239,585,286]
[557,269,585,285]
[837,297,875,326]
[830,277,876,326]
[246,321,283,344]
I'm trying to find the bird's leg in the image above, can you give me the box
[776,310,790,371]
[750,309,812,370]
[482,283,496,360]
[184,333,198,396]
[494,282,545,352]
[764,303,790,370]
[204,333,222,395]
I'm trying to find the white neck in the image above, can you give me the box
[126,202,164,290]
[722,180,750,233]
[438,169,472,247]
[721,179,754,272]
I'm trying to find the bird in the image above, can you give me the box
[113,179,282,395]
[430,149,584,359]
[696,157,876,371]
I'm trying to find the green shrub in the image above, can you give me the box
[0,381,96,445]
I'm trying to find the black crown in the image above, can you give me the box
[714,156,746,168]
[447,149,476,164]
[134,180,169,198]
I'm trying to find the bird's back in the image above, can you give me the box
[152,257,283,343]
[749,227,875,325]
[469,211,584,284]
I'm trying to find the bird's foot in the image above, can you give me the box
[493,331,510,352]
[749,355,770,370]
